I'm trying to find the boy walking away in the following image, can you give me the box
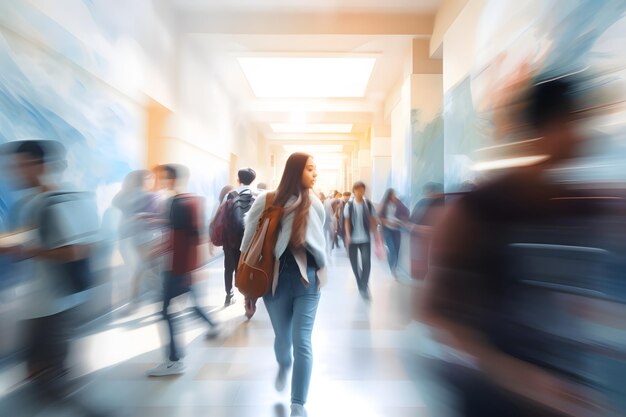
[147,164,220,377]
[222,168,256,306]
[344,181,379,301]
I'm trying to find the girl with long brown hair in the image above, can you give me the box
[379,188,410,277]
[240,153,326,417]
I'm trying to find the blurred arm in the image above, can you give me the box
[24,244,91,262]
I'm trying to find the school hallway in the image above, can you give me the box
[0,248,430,417]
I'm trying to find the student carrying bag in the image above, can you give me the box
[227,191,255,249]
[208,196,232,247]
[235,192,282,298]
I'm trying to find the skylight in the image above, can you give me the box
[237,57,376,98]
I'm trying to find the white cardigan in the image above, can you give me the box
[240,191,327,294]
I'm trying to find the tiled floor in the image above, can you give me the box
[0,248,432,417]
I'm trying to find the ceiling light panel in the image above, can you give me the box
[271,123,353,133]
[237,57,376,98]
[282,145,344,154]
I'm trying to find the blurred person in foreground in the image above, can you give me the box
[419,77,618,417]
[0,140,103,415]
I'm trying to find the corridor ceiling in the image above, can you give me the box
[162,0,442,159]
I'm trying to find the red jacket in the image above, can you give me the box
[168,194,203,276]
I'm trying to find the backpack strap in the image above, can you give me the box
[265,192,276,208]
[362,200,371,230]
[365,198,373,214]
[226,190,238,201]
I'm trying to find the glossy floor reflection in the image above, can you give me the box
[0,248,429,417]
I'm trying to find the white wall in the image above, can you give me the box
[371,136,391,202]
[169,36,274,185]
[443,0,486,92]
[371,156,392,203]
[233,121,269,185]
[411,74,443,126]
[430,0,470,58]
[172,40,234,158]
[390,78,412,200]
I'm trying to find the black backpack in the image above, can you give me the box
[347,199,374,237]
[226,190,255,249]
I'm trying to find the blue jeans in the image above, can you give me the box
[383,227,401,273]
[263,250,321,406]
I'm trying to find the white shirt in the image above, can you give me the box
[344,200,371,244]
[385,203,400,230]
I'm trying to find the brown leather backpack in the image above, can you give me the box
[235,192,283,298]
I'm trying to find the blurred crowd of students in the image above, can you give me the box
[1,71,625,417]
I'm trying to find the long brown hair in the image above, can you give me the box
[274,152,313,248]
[379,187,395,219]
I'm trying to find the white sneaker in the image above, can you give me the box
[290,404,307,417]
[146,360,185,377]
[275,365,290,392]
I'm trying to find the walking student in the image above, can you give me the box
[222,168,256,306]
[344,181,379,301]
[378,188,409,278]
[146,164,220,377]
[241,153,326,417]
